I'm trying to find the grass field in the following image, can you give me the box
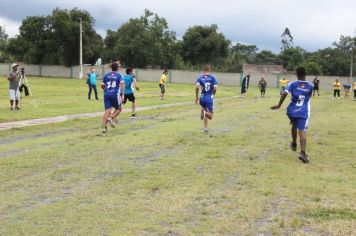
[0,77,355,235]
[0,77,237,123]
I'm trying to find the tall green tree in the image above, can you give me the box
[279,47,305,69]
[303,60,322,75]
[0,26,8,62]
[231,43,258,64]
[281,27,294,51]
[181,24,230,65]
[254,50,279,65]
[104,9,178,68]
[7,8,103,66]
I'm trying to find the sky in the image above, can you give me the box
[1,0,356,52]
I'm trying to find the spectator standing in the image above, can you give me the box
[312,76,320,97]
[332,78,341,99]
[7,63,21,110]
[87,65,99,100]
[279,77,289,96]
[258,77,267,98]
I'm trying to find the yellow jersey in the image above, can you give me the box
[280,79,289,87]
[333,82,341,90]
[353,82,356,90]
[160,74,167,85]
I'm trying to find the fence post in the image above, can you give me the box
[39,65,42,77]
[8,63,11,72]
[70,66,73,78]
[239,73,243,86]
[276,73,280,88]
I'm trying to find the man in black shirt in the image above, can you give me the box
[312,76,320,96]
[258,77,267,97]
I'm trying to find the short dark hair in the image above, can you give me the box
[296,66,306,79]
[204,64,211,72]
[126,67,133,74]
[111,62,119,71]
[163,69,168,74]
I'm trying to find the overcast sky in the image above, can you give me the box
[1,0,356,52]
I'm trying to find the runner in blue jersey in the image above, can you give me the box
[195,65,218,133]
[271,67,313,163]
[100,62,125,133]
[121,67,139,118]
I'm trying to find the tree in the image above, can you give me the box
[181,24,230,65]
[0,26,8,62]
[281,27,294,51]
[7,8,103,66]
[303,60,322,75]
[51,8,103,66]
[333,35,355,52]
[286,51,304,71]
[254,50,279,65]
[232,43,258,64]
[105,9,178,68]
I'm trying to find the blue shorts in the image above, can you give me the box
[104,93,121,110]
[199,96,214,113]
[289,117,309,131]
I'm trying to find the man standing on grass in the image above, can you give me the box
[101,62,125,133]
[258,77,267,98]
[195,65,218,134]
[7,63,20,110]
[271,67,313,163]
[159,69,168,100]
[87,65,99,100]
[312,76,320,97]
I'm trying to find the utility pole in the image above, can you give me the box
[79,17,83,79]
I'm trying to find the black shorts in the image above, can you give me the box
[313,86,319,90]
[123,93,135,104]
[159,84,165,93]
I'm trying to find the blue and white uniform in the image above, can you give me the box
[285,80,313,131]
[102,71,124,110]
[196,74,218,112]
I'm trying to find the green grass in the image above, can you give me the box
[0,76,237,122]
[0,78,355,235]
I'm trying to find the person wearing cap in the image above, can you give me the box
[7,63,21,110]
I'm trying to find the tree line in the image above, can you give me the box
[0,8,355,76]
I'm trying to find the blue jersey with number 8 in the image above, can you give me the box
[196,74,218,98]
[285,80,313,118]
[103,71,123,94]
